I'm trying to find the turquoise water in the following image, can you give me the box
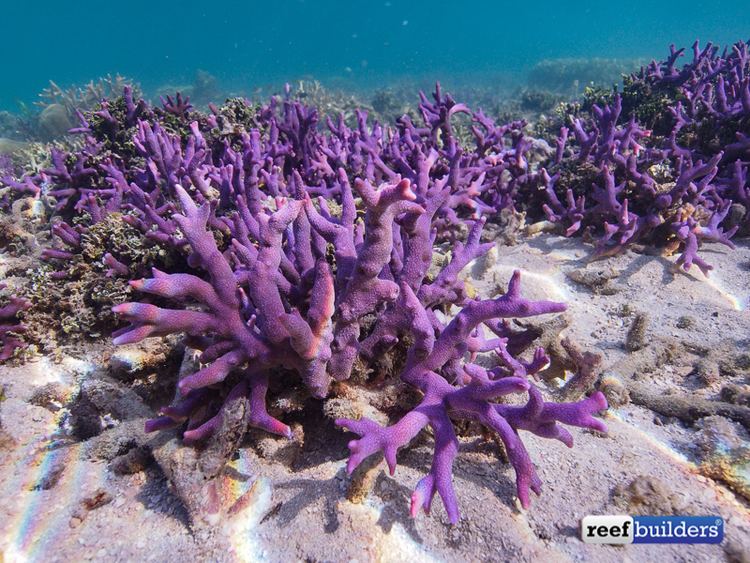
[2,0,750,109]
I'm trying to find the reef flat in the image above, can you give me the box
[0,40,749,562]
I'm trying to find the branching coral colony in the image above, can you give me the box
[0,83,610,522]
[3,38,749,522]
[542,39,749,274]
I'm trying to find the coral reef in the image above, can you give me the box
[540,40,750,273]
[290,80,377,124]
[155,70,222,110]
[0,82,612,521]
[36,76,137,117]
[0,76,140,143]
[527,57,644,96]
[34,75,139,140]
[3,39,749,525]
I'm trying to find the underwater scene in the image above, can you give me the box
[0,1,749,561]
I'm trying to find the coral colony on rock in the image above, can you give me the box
[0,283,30,361]
[0,39,748,524]
[541,40,750,275]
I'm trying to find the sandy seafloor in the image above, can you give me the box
[0,232,749,563]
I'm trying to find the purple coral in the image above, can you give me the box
[0,284,30,361]
[90,83,609,522]
[4,37,749,525]
[537,39,750,273]
[114,178,607,521]
[338,271,606,522]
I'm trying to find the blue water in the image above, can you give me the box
[2,0,750,110]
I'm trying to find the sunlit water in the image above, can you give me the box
[2,1,750,110]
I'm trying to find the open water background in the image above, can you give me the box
[2,0,750,109]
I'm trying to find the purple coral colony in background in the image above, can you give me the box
[1,39,748,522]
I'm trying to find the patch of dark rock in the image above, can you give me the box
[482,208,527,246]
[107,337,184,407]
[83,420,148,461]
[690,359,721,387]
[0,401,15,449]
[110,445,153,475]
[692,416,750,501]
[149,434,239,525]
[199,395,250,479]
[556,337,602,401]
[513,314,571,380]
[345,453,381,504]
[251,422,304,467]
[70,488,113,528]
[627,380,750,429]
[107,338,183,380]
[69,376,153,439]
[29,382,68,412]
[724,538,750,563]
[69,399,102,440]
[566,266,620,295]
[259,501,283,525]
[721,384,750,407]
[32,458,66,490]
[722,353,750,377]
[597,376,630,408]
[625,312,649,352]
[612,475,686,515]
[283,399,351,471]
[724,203,747,232]
[0,427,14,449]
[82,488,113,510]
[447,518,471,547]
